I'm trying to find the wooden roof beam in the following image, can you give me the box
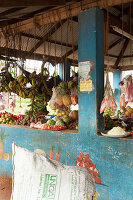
[118,65,133,70]
[0,0,66,7]
[0,46,78,65]
[0,7,26,19]
[114,39,129,68]
[1,0,133,36]
[62,45,78,60]
[21,32,74,48]
[108,38,123,50]
[29,19,66,54]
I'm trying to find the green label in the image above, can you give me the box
[37,174,57,200]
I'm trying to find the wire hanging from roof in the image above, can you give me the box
[129,2,132,67]
[65,6,70,81]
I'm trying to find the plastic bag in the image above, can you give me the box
[120,93,128,109]
[100,73,117,113]
[49,87,59,110]
[11,143,95,200]
[124,75,133,102]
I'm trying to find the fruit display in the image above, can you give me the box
[0,113,17,124]
[104,115,115,130]
[55,119,65,126]
[63,95,71,106]
[48,77,79,130]
[0,65,79,130]
[68,120,78,130]
[0,65,61,120]
[30,119,67,131]
[103,107,115,117]
[13,115,47,126]
[124,106,133,118]
[47,119,56,126]
[49,76,78,111]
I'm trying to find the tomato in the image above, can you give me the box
[130,131,133,136]
[94,176,101,184]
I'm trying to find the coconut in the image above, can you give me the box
[69,110,78,121]
[63,95,71,106]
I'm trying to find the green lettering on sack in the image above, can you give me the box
[42,174,57,199]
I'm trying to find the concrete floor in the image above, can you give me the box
[0,176,12,200]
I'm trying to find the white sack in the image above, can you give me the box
[11,143,95,200]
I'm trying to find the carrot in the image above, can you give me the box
[55,153,60,162]
[79,152,84,160]
[50,151,54,159]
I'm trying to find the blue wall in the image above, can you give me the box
[0,126,133,200]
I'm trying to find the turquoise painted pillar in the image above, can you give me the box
[59,63,64,81]
[59,61,71,81]
[113,70,121,110]
[78,8,104,135]
[64,60,71,81]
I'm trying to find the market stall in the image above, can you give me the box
[0,1,132,200]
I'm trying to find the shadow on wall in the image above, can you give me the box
[0,176,12,200]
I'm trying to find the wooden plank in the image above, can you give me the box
[0,0,133,36]
[114,39,129,67]
[0,0,66,7]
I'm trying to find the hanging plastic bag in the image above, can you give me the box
[100,73,117,113]
[49,87,59,110]
[124,75,133,102]
[120,93,128,109]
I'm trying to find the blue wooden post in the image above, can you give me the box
[64,60,71,81]
[59,61,71,81]
[113,70,121,110]
[78,8,104,135]
[59,63,64,81]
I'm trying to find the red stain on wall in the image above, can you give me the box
[75,152,101,184]
[0,176,12,200]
